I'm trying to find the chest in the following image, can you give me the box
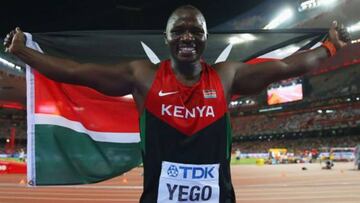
[144,63,227,136]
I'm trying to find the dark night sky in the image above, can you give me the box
[1,0,265,36]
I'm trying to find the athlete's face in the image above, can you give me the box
[165,10,207,63]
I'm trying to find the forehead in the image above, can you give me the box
[166,10,207,31]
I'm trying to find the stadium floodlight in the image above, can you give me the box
[318,0,337,7]
[0,57,24,72]
[228,37,241,44]
[352,39,360,44]
[0,57,15,67]
[298,0,337,12]
[347,21,360,33]
[264,8,294,29]
[232,101,238,105]
[228,34,256,45]
[298,0,317,12]
[15,65,22,71]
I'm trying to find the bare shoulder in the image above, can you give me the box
[129,59,158,82]
[129,59,157,71]
[212,61,245,73]
[209,61,244,100]
[127,59,160,111]
[212,61,246,89]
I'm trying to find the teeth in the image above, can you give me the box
[180,47,194,51]
[179,47,196,54]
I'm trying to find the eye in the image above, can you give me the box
[194,31,205,36]
[191,29,205,36]
[171,29,183,35]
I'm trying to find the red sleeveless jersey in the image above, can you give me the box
[140,60,235,203]
[145,59,228,136]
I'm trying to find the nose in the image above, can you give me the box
[180,30,194,41]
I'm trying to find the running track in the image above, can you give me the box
[0,162,360,203]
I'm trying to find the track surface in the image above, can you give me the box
[0,162,360,203]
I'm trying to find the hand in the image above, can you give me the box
[328,21,351,50]
[3,27,26,54]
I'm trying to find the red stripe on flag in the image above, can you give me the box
[34,71,139,132]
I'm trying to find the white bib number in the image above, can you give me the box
[157,161,220,203]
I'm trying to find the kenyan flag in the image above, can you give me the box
[25,34,141,185]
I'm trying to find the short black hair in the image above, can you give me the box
[165,5,207,34]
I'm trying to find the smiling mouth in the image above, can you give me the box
[178,45,196,55]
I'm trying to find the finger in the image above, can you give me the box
[9,31,15,38]
[4,36,10,44]
[4,37,8,44]
[329,21,338,38]
[331,21,338,30]
[5,33,10,40]
[3,38,9,45]
[4,33,12,43]
[15,27,22,33]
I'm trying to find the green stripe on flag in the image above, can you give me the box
[140,111,146,154]
[35,124,142,185]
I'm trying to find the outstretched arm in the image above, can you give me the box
[231,21,351,95]
[4,27,150,96]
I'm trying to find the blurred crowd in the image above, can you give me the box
[0,117,26,139]
[0,115,26,154]
[232,102,360,136]
[232,135,360,154]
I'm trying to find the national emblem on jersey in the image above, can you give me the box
[203,89,217,99]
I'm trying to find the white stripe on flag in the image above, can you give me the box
[141,41,161,64]
[25,32,40,186]
[258,44,301,59]
[310,42,322,49]
[35,113,140,143]
[214,43,233,63]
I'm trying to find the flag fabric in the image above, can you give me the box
[25,30,327,185]
[26,34,141,185]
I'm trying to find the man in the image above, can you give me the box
[4,5,350,203]
[356,145,360,170]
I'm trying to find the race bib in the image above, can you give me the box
[157,161,220,203]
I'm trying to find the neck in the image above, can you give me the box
[171,59,202,81]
